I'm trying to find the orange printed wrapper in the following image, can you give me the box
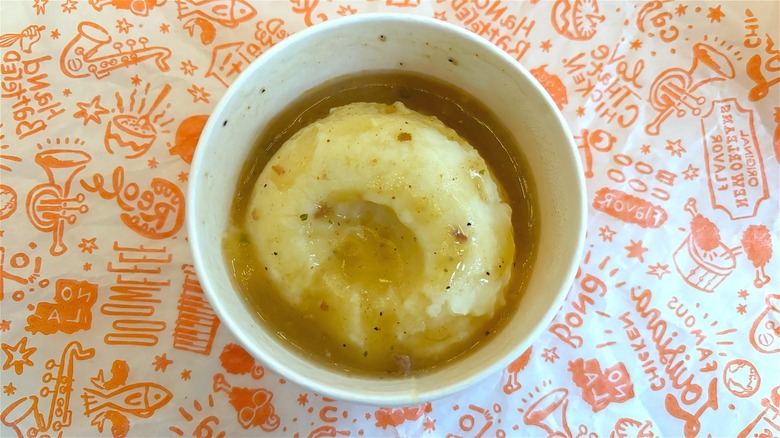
[1,1,779,437]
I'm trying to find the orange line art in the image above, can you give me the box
[664,377,718,437]
[206,42,262,88]
[738,385,780,438]
[723,359,760,398]
[503,346,533,395]
[82,360,173,436]
[0,341,95,437]
[174,264,221,355]
[80,166,185,239]
[530,65,568,110]
[176,0,257,45]
[610,418,656,438]
[26,148,91,256]
[307,425,351,438]
[0,25,45,54]
[749,294,780,354]
[645,43,735,136]
[521,387,573,437]
[170,394,225,438]
[551,0,604,41]
[592,187,668,229]
[0,243,47,302]
[60,21,171,79]
[568,358,635,412]
[89,0,167,16]
[218,343,262,378]
[168,115,208,164]
[213,373,280,431]
[25,279,98,335]
[291,0,328,27]
[0,184,17,220]
[106,83,173,159]
[374,403,431,429]
[575,128,616,178]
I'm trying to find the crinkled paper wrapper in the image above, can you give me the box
[1,1,778,437]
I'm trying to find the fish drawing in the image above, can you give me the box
[176,0,257,28]
[82,382,172,418]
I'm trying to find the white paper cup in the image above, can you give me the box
[188,13,586,405]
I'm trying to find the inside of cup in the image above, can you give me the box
[189,14,585,405]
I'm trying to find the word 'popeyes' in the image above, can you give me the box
[1,51,65,139]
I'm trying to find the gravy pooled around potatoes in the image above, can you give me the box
[224,73,538,375]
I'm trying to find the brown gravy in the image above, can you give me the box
[224,72,539,376]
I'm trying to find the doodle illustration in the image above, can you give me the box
[645,43,735,136]
[592,187,667,228]
[170,395,226,438]
[551,0,604,41]
[25,279,98,335]
[568,358,634,412]
[307,425,351,438]
[26,149,91,256]
[174,264,221,355]
[60,22,171,79]
[674,198,773,292]
[168,115,208,164]
[749,294,780,354]
[747,53,780,102]
[738,385,780,438]
[213,373,281,431]
[521,387,573,437]
[219,343,263,378]
[105,83,172,159]
[450,404,496,438]
[610,418,656,438]
[665,377,718,438]
[0,184,17,220]
[374,403,431,429]
[82,360,173,436]
[530,65,568,110]
[0,243,46,302]
[206,41,262,87]
[0,341,95,437]
[81,166,185,239]
[503,346,533,394]
[176,0,257,45]
[575,128,616,178]
[89,0,167,16]
[0,25,45,54]
[723,359,760,398]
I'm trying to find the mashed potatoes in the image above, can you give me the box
[245,102,514,366]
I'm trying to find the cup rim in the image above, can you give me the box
[187,12,586,405]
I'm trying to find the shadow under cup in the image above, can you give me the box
[187,14,586,405]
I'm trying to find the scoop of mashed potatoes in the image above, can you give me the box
[246,102,514,366]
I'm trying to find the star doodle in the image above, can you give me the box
[63,88,72,96]
[73,95,109,125]
[541,346,559,363]
[78,237,98,254]
[540,39,552,52]
[33,0,49,14]
[707,5,725,23]
[3,382,16,396]
[160,23,170,33]
[297,393,309,405]
[2,338,37,375]
[61,0,77,13]
[116,18,133,34]
[646,262,670,279]
[181,60,198,76]
[625,240,648,263]
[153,353,173,372]
[188,84,211,103]
[640,144,651,154]
[83,262,92,271]
[675,4,687,16]
[337,4,356,15]
[51,29,60,39]
[682,163,699,180]
[433,11,447,21]
[738,289,749,300]
[148,157,158,168]
[178,171,188,182]
[665,138,686,157]
[598,225,616,242]
[423,417,436,432]
[629,39,642,50]
[575,106,585,117]
[181,369,191,380]
[737,304,747,315]
[130,74,142,86]
[0,320,10,332]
